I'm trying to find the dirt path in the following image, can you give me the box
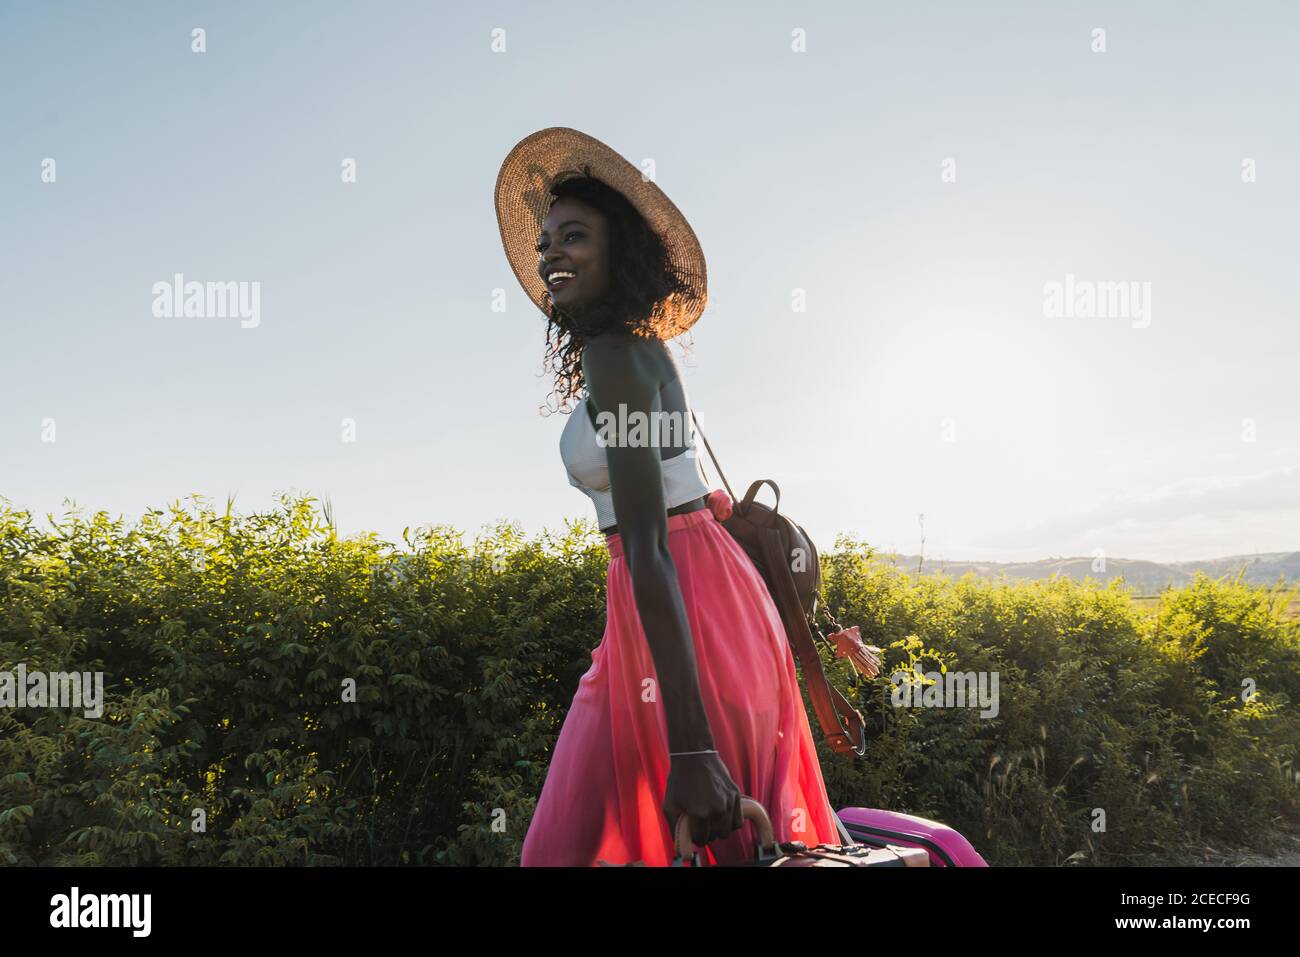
[1165,823,1300,866]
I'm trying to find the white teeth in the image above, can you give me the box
[548,271,575,284]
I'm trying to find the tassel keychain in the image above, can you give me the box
[825,625,882,679]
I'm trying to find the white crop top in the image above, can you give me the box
[559,383,711,531]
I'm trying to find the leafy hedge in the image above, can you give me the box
[1,494,1296,865]
[818,541,1299,864]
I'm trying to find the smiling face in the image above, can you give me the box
[536,196,611,311]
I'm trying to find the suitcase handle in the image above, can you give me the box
[672,795,779,866]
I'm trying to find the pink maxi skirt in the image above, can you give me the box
[519,506,841,866]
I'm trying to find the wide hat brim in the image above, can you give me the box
[494,127,707,339]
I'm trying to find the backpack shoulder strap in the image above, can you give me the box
[754,524,867,756]
[689,410,736,502]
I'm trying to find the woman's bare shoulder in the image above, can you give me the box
[582,331,670,385]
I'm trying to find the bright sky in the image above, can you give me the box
[2,1,1297,564]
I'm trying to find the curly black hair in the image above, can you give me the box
[538,170,694,414]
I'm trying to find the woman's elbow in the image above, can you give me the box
[625,535,673,586]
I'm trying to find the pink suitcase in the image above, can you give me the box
[834,807,988,867]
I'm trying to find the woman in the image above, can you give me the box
[494,128,877,866]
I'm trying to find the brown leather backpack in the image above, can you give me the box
[691,411,867,757]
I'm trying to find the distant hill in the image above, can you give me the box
[874,551,1300,593]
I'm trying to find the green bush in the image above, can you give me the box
[1,494,1295,865]
[818,540,1300,864]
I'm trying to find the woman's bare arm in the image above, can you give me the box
[582,332,715,753]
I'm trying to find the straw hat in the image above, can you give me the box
[493,127,708,339]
